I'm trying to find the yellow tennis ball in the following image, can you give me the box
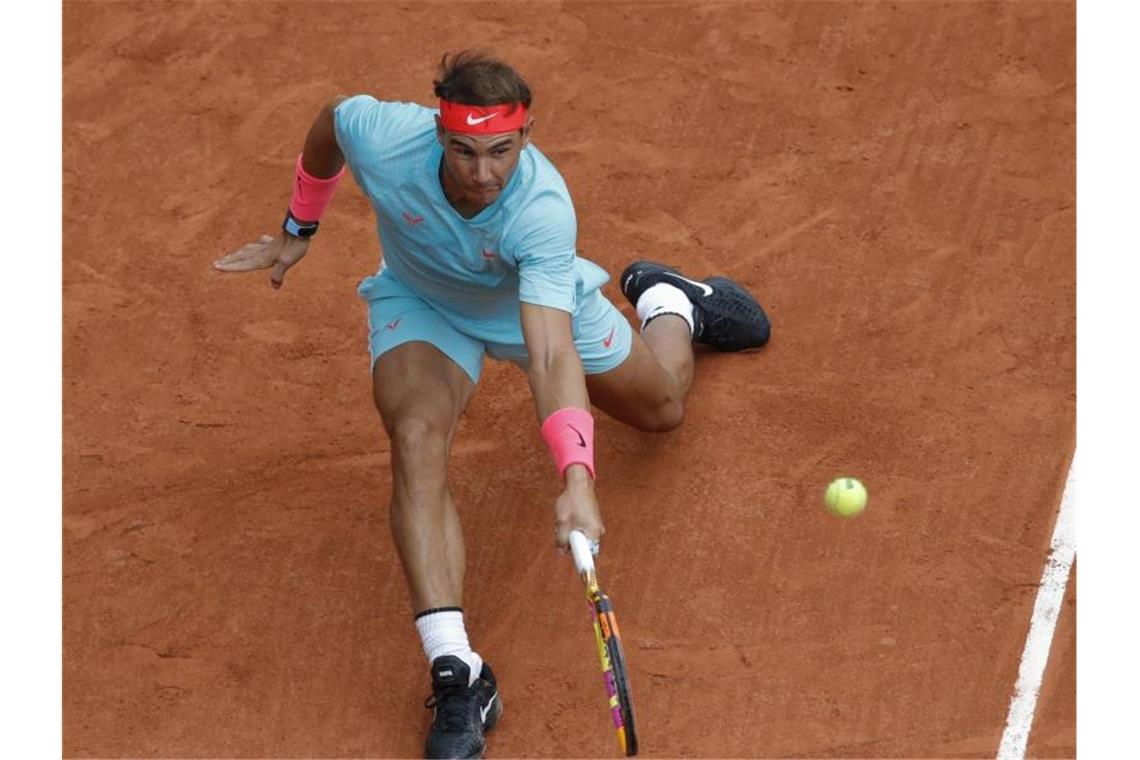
[824,477,867,517]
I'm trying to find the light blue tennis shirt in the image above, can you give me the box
[333,95,610,345]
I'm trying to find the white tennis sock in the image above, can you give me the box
[415,608,483,686]
[635,283,695,335]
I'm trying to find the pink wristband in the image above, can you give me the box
[540,407,596,479]
[289,153,346,222]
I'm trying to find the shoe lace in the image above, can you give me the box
[424,684,475,732]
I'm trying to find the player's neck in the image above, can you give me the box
[439,159,489,219]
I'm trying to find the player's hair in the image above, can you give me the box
[432,50,533,109]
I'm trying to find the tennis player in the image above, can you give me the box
[215,51,770,758]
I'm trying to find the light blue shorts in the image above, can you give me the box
[358,272,633,384]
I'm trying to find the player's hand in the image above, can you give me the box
[554,468,605,551]
[213,234,312,289]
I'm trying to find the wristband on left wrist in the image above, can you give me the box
[290,152,345,221]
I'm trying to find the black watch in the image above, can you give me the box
[282,208,319,238]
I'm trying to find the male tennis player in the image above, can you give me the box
[215,51,770,759]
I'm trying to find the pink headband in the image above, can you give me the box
[439,100,527,134]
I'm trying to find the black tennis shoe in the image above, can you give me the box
[423,655,502,759]
[620,260,771,351]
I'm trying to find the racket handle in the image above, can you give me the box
[569,530,596,576]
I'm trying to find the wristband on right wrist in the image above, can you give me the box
[540,407,596,479]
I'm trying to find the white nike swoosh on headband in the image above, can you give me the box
[662,271,713,296]
[466,112,499,126]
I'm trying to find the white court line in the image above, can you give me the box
[996,454,1077,759]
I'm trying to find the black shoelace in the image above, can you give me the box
[425,684,476,732]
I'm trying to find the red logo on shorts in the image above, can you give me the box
[481,249,497,260]
[602,325,616,348]
[402,211,424,226]
[385,318,402,331]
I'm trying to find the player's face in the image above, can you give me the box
[437,123,530,211]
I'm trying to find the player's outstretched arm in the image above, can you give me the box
[521,302,605,551]
[214,97,347,289]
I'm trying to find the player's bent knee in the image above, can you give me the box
[385,416,451,470]
[637,399,684,433]
[654,400,685,432]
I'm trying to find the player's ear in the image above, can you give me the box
[520,115,535,146]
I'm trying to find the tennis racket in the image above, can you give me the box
[569,530,639,756]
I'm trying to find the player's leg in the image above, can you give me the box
[585,316,693,432]
[371,341,501,758]
[360,274,501,758]
[361,274,485,615]
[372,341,476,614]
[581,261,771,432]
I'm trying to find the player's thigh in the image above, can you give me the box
[585,329,680,431]
[363,287,482,447]
[372,341,478,443]
[571,291,680,430]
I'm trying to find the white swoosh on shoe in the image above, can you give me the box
[662,271,714,296]
[481,693,497,723]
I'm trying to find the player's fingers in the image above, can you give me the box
[213,248,247,265]
[213,240,272,268]
[562,528,600,556]
[214,252,271,272]
[235,237,272,253]
[213,252,254,269]
[270,259,289,289]
[554,525,598,555]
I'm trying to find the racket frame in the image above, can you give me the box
[570,531,639,756]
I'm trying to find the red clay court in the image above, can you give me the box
[64,2,1075,757]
